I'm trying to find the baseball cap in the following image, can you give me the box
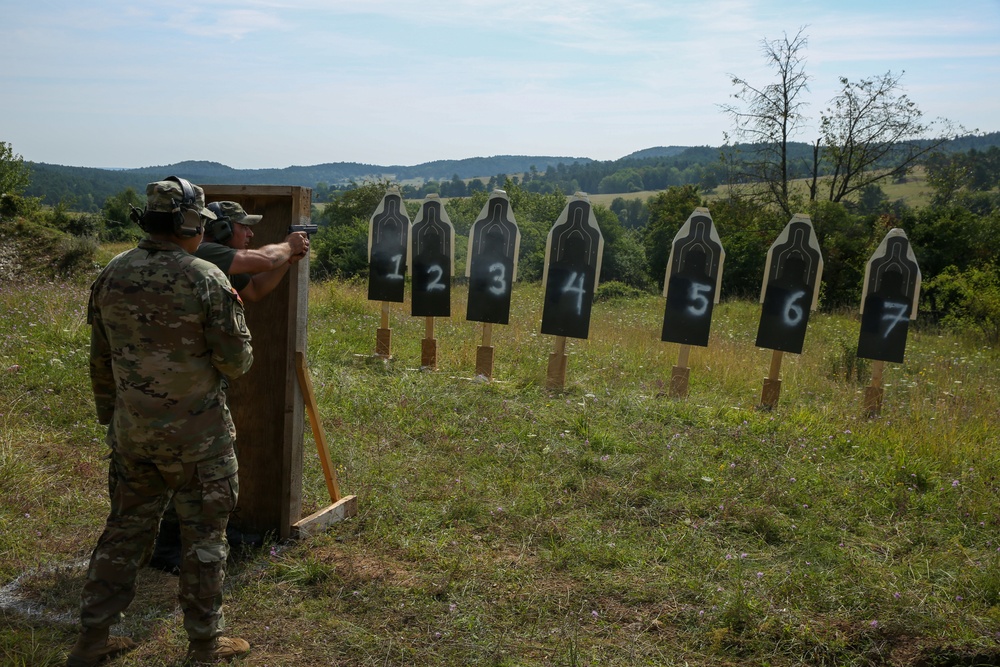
[207,201,263,225]
[145,178,216,220]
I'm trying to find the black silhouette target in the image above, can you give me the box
[466,192,520,325]
[540,196,604,339]
[857,230,921,363]
[367,192,410,303]
[755,216,823,354]
[410,197,454,317]
[661,209,725,347]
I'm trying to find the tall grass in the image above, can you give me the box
[1,273,999,666]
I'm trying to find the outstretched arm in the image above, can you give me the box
[228,232,308,275]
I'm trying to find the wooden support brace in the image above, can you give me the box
[292,351,358,540]
[546,336,568,391]
[291,495,358,539]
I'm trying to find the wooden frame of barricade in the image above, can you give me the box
[201,184,356,540]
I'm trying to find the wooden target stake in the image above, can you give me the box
[669,344,692,398]
[546,335,568,390]
[863,359,886,416]
[760,350,783,409]
[475,323,495,380]
[375,302,392,358]
[421,317,437,369]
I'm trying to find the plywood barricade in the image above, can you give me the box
[201,185,355,540]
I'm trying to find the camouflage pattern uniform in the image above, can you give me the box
[81,194,253,641]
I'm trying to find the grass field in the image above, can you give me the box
[2,262,1000,666]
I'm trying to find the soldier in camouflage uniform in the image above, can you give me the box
[67,177,255,667]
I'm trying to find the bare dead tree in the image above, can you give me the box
[720,28,811,217]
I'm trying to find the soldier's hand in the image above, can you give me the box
[284,231,309,260]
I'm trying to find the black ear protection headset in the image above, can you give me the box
[205,201,233,243]
[166,175,205,238]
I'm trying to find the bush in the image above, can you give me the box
[594,280,646,302]
[924,264,1000,345]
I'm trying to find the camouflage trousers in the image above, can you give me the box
[81,443,239,640]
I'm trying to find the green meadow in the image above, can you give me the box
[2,261,999,665]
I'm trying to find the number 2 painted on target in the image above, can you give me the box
[425,264,445,292]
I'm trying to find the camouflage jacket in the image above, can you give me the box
[89,238,254,462]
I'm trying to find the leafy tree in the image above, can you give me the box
[100,187,144,242]
[311,180,392,279]
[720,28,811,217]
[643,185,703,285]
[0,141,32,196]
[819,71,951,203]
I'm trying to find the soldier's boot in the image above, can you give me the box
[148,517,182,574]
[66,627,136,667]
[185,636,250,664]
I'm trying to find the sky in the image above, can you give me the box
[2,0,999,170]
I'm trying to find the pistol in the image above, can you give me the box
[288,224,319,237]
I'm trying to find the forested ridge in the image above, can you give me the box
[23,133,1000,210]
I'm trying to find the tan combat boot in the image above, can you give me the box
[66,627,136,667]
[185,636,250,664]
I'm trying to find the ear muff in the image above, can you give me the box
[205,202,233,243]
[165,176,204,238]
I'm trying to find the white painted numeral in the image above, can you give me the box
[881,301,909,337]
[426,264,445,292]
[687,281,712,317]
[488,262,507,296]
[387,253,404,280]
[783,290,806,326]
[562,272,586,316]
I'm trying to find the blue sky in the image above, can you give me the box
[2,0,998,169]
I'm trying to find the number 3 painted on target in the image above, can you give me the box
[488,262,507,296]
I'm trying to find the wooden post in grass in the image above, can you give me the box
[856,229,921,417]
[476,323,494,379]
[466,190,519,381]
[421,317,437,369]
[670,345,691,398]
[375,302,392,359]
[863,360,886,417]
[367,189,410,361]
[546,336,568,390]
[411,195,454,371]
[539,192,604,392]
[660,207,725,399]
[760,350,783,409]
[754,214,823,410]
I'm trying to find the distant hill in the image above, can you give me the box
[621,146,691,160]
[25,155,594,209]
[22,132,1000,210]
